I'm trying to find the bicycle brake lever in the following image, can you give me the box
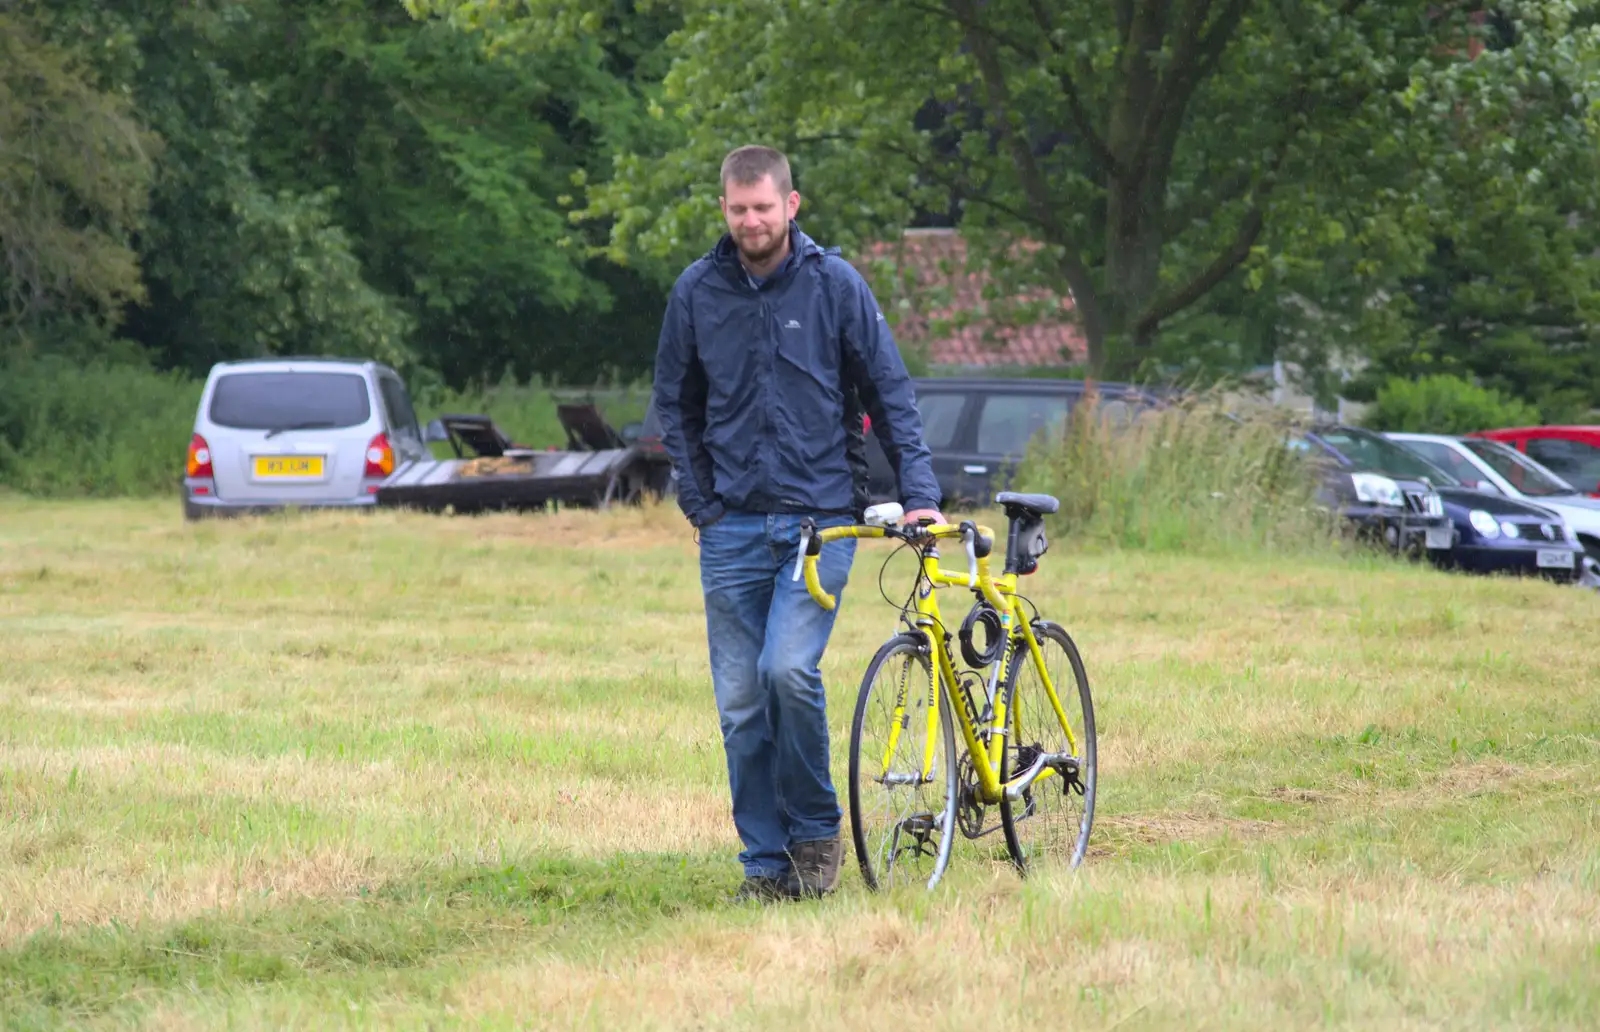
[793,525,811,582]
[964,526,978,587]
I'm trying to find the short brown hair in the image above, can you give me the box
[720,145,792,195]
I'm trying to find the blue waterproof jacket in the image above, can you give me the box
[652,223,940,527]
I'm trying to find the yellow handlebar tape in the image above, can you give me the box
[803,554,837,611]
[801,523,1004,611]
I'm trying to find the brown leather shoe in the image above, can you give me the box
[786,836,843,897]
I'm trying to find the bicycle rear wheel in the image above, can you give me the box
[848,632,958,891]
[999,620,1097,873]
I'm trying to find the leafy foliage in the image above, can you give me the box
[1360,374,1543,435]
[65,0,418,375]
[0,13,156,338]
[8,0,1600,504]
[239,0,677,385]
[0,353,200,496]
[419,0,1600,402]
[15,0,677,388]
[1270,3,1600,415]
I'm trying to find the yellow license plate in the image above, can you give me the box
[254,456,324,477]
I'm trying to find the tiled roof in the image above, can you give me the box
[852,228,1087,369]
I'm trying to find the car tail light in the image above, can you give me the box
[364,432,395,478]
[186,434,213,478]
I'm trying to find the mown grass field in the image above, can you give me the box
[1,496,1597,1029]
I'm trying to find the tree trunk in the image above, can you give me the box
[1050,252,1108,376]
[1098,0,1174,379]
[1101,218,1167,379]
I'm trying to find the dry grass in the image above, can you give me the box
[444,869,1600,1031]
[1,495,1597,1029]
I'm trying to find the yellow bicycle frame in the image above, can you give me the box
[802,523,1079,807]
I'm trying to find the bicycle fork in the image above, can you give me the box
[876,635,942,787]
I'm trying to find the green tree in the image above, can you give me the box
[1271,6,1600,417]
[29,0,414,375]
[415,0,1600,385]
[0,12,156,350]
[241,0,679,386]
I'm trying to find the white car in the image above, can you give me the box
[1385,431,1600,564]
[183,357,440,520]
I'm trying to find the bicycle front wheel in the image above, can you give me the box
[999,620,1097,873]
[848,632,958,891]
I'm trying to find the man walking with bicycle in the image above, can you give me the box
[652,145,944,902]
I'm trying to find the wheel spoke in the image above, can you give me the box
[849,637,957,891]
[1000,623,1097,873]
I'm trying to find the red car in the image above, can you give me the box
[1467,426,1600,498]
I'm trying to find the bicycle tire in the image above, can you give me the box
[848,632,959,892]
[998,620,1097,873]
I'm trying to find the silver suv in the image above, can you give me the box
[183,357,435,520]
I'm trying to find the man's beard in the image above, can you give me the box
[736,226,785,266]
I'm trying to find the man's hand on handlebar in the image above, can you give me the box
[903,507,945,527]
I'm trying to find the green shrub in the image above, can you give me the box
[1013,389,1337,555]
[0,355,202,497]
[1360,374,1541,435]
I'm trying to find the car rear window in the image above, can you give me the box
[208,371,372,431]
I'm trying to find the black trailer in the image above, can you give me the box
[375,403,672,515]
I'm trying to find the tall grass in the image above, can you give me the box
[0,355,202,498]
[1015,389,1339,555]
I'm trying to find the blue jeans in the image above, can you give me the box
[698,511,857,879]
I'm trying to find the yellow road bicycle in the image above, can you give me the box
[797,491,1097,891]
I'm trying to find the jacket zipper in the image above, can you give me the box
[759,289,775,509]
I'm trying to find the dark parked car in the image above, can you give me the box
[863,377,1166,508]
[1293,425,1455,557]
[1299,425,1584,581]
